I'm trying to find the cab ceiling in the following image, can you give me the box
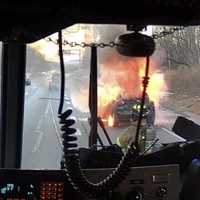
[1,1,200,43]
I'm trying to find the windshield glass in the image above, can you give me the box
[22,24,198,169]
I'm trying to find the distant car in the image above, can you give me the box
[25,78,31,86]
[101,94,155,127]
[49,73,60,90]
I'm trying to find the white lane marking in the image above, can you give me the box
[75,129,82,136]
[49,101,63,148]
[161,127,186,141]
[32,130,44,153]
[35,118,43,131]
[32,101,51,152]
[45,101,50,115]
[64,96,71,101]
[78,117,89,122]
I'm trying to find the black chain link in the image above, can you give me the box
[45,26,186,47]
[45,38,119,48]
[152,26,185,39]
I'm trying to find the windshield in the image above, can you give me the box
[22,24,198,169]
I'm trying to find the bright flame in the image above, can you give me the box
[97,56,167,123]
[29,25,91,62]
[139,64,167,107]
[29,39,58,62]
[148,73,166,106]
[98,85,122,107]
[108,115,114,127]
[69,52,167,124]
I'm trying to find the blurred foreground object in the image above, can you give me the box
[116,125,156,152]
[173,116,200,140]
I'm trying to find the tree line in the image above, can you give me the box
[154,26,200,69]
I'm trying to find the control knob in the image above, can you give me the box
[156,185,167,197]
[126,187,143,200]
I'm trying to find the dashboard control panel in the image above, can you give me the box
[0,164,179,200]
[84,164,180,200]
[0,169,74,200]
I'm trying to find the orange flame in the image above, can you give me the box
[108,115,114,127]
[98,57,167,123]
[139,64,167,107]
[69,53,167,124]
[98,84,122,107]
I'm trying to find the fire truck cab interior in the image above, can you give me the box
[0,1,200,200]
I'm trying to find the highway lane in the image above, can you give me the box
[22,73,63,169]
[21,72,90,169]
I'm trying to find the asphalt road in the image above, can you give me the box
[21,70,186,169]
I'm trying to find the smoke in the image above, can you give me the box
[151,47,167,66]
[70,51,143,114]
[70,49,167,119]
[29,39,59,62]
[99,52,145,99]
[71,88,89,113]
[27,27,168,124]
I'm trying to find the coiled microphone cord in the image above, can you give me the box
[60,109,139,198]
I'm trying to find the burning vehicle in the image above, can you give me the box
[77,54,165,128]
[101,94,155,127]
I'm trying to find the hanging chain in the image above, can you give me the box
[152,26,185,39]
[45,26,186,47]
[46,37,118,48]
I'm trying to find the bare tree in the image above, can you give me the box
[154,26,200,69]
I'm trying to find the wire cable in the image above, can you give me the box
[58,30,65,114]
[134,56,150,152]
